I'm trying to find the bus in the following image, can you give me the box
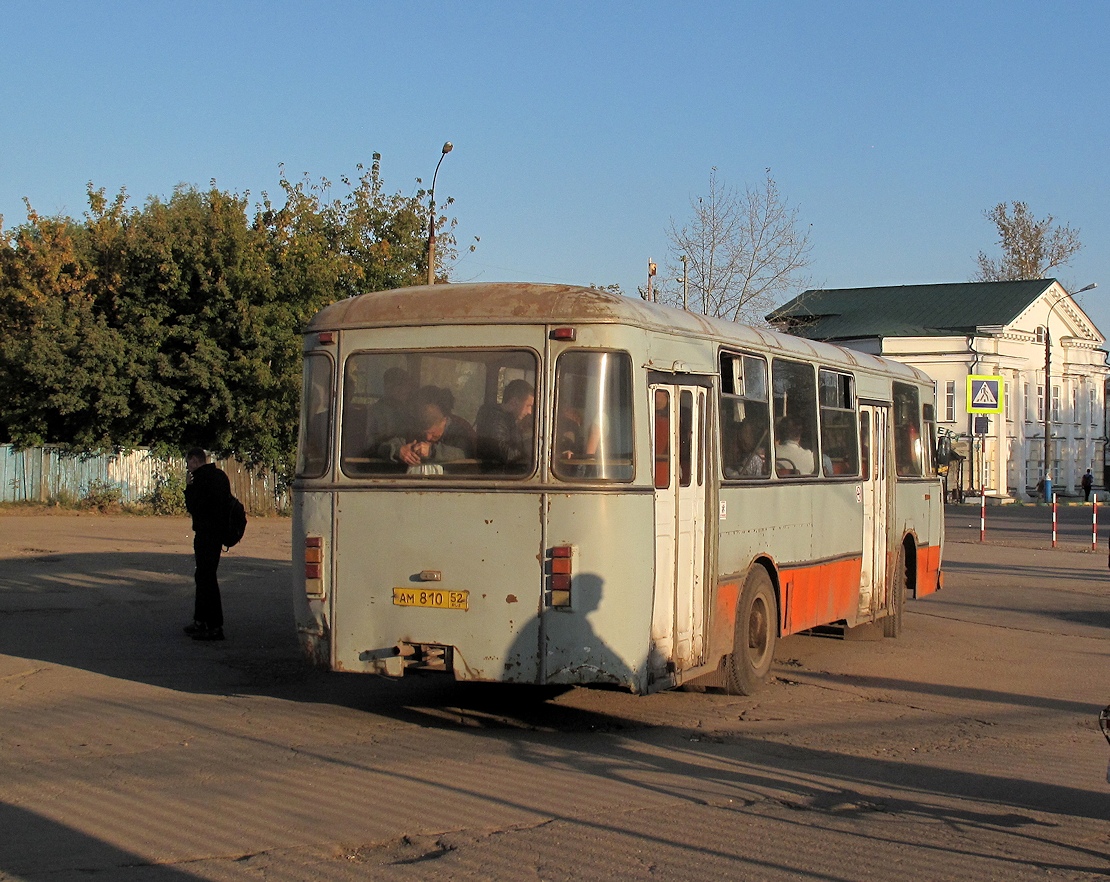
[292,283,943,695]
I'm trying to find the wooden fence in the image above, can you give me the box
[0,446,288,515]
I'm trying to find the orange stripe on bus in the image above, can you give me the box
[778,557,863,635]
[713,544,941,654]
[916,544,942,597]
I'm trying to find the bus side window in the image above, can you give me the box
[771,358,819,478]
[893,382,923,477]
[654,389,670,489]
[859,411,870,480]
[719,352,770,480]
[297,353,334,479]
[818,369,859,477]
[922,403,938,477]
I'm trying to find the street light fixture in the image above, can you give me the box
[427,141,453,286]
[1042,282,1097,500]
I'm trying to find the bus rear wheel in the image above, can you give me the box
[725,566,778,695]
[884,544,907,638]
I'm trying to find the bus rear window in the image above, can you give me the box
[340,350,537,478]
[553,351,634,482]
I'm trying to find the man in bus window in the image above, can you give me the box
[726,414,769,478]
[775,415,815,476]
[476,379,534,468]
[380,388,465,472]
[366,367,415,452]
[427,386,476,457]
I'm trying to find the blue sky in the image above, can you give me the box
[3,1,1108,331]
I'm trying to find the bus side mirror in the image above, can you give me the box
[936,436,951,476]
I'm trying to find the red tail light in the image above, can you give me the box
[547,545,575,608]
[305,535,325,598]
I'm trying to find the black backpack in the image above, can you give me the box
[224,495,247,548]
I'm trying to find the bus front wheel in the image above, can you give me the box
[725,566,778,695]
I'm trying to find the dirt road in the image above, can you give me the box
[0,511,1106,880]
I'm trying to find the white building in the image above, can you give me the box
[768,279,1108,500]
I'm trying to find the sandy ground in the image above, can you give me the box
[0,509,1107,881]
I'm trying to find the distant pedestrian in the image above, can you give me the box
[1082,469,1094,502]
[183,448,231,641]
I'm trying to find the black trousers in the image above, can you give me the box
[193,532,224,628]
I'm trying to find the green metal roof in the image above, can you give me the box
[767,279,1056,340]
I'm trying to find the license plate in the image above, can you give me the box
[393,587,469,610]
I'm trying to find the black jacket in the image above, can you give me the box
[475,404,528,466]
[184,463,232,537]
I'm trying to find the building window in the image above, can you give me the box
[1052,385,1061,422]
[1037,385,1045,422]
[1091,388,1098,427]
[1035,326,1046,345]
[1072,386,1080,424]
[944,380,955,422]
[1025,383,1032,422]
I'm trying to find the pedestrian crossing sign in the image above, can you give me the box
[967,375,1004,414]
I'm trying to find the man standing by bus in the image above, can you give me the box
[184,448,231,641]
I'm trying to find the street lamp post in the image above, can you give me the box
[678,255,689,310]
[427,141,453,286]
[1042,282,1097,500]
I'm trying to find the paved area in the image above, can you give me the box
[0,510,1107,880]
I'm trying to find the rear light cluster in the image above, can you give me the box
[546,545,575,608]
[305,536,325,598]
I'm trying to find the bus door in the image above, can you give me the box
[858,404,889,617]
[649,382,709,676]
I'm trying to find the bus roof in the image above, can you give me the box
[307,283,930,384]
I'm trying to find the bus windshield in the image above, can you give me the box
[339,349,537,478]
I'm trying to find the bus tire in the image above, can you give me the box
[725,566,778,695]
[884,544,906,638]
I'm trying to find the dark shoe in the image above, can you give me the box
[183,621,206,636]
[191,626,225,641]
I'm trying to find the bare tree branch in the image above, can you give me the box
[661,168,812,324]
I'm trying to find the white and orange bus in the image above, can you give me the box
[292,283,943,694]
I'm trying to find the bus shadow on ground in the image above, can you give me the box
[0,801,204,880]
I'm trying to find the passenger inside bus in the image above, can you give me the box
[475,379,535,469]
[424,386,476,457]
[379,388,465,474]
[774,415,816,476]
[365,367,416,452]
[555,406,601,461]
[724,413,770,478]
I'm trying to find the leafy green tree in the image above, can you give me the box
[0,207,130,448]
[0,157,458,479]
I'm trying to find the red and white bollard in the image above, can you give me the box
[1093,496,1098,552]
[1052,493,1058,549]
[980,489,986,543]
